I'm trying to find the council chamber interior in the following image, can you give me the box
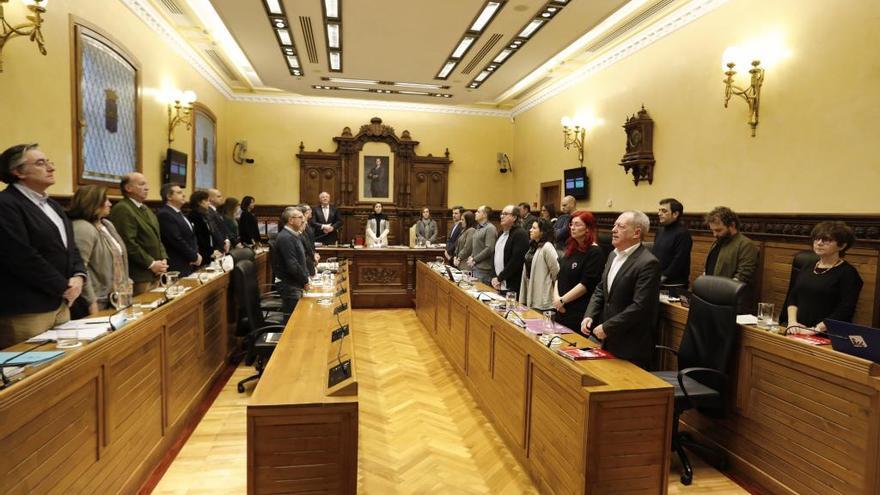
[1,0,878,494]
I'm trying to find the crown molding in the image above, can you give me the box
[511,0,728,117]
[121,0,234,99]
[228,93,511,117]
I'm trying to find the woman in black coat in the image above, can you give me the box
[238,195,262,246]
[188,190,218,266]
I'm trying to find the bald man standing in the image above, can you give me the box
[554,195,576,251]
[109,172,168,295]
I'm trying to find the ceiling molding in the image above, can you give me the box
[511,0,728,117]
[122,0,234,98]
[228,93,512,118]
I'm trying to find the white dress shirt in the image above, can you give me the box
[494,230,510,289]
[607,243,641,292]
[322,206,330,227]
[13,182,67,247]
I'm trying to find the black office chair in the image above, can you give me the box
[779,250,819,325]
[230,246,256,265]
[653,275,745,485]
[234,260,286,393]
[597,232,614,260]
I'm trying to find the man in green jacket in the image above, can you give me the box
[109,172,168,295]
[704,206,759,312]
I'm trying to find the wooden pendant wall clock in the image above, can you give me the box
[620,105,655,185]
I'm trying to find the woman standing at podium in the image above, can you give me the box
[365,202,389,247]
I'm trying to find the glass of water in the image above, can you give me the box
[505,291,517,311]
[543,310,556,332]
[757,302,775,329]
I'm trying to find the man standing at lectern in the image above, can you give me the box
[311,191,344,245]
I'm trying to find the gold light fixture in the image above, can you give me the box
[722,46,764,137]
[0,0,48,73]
[164,89,197,145]
[561,116,587,165]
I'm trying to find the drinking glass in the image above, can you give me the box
[56,328,80,349]
[757,302,775,329]
[543,310,556,332]
[506,291,517,311]
[110,284,134,318]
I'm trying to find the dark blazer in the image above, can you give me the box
[585,244,661,369]
[495,225,531,293]
[157,205,199,276]
[301,224,317,276]
[446,222,462,257]
[310,204,344,245]
[188,208,216,266]
[238,210,261,245]
[108,197,167,283]
[273,228,310,288]
[205,207,229,250]
[0,185,86,315]
[653,220,692,286]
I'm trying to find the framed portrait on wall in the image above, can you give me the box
[72,22,141,187]
[360,155,393,202]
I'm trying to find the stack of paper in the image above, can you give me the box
[27,318,111,343]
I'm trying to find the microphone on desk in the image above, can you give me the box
[335,287,347,297]
[0,340,52,390]
[333,301,348,315]
[504,309,527,328]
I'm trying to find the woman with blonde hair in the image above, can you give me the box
[68,185,129,315]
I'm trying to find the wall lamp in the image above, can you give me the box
[162,89,197,145]
[722,46,764,137]
[560,116,587,165]
[0,0,48,73]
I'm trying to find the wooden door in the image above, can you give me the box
[540,180,561,212]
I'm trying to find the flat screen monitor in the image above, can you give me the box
[164,148,188,186]
[564,167,588,199]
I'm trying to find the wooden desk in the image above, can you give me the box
[0,271,230,494]
[247,265,357,495]
[658,302,880,495]
[317,246,445,308]
[416,262,674,495]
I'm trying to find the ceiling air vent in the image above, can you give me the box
[462,33,503,75]
[158,0,184,15]
[583,0,675,53]
[299,16,319,63]
[204,49,240,82]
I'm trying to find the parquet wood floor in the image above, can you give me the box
[153,309,749,494]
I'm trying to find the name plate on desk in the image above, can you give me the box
[331,325,350,342]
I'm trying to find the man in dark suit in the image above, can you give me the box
[444,206,464,261]
[518,202,537,232]
[491,205,531,294]
[582,211,660,370]
[109,172,168,295]
[273,207,311,322]
[310,191,344,245]
[366,157,387,197]
[0,143,87,348]
[207,188,231,253]
[156,183,201,276]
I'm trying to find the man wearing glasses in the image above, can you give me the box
[492,205,530,293]
[0,144,87,348]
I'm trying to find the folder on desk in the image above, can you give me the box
[0,351,64,366]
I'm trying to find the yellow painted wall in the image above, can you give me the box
[512,0,880,214]
[223,101,514,207]
[0,0,228,199]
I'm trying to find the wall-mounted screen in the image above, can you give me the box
[164,148,188,186]
[564,167,588,199]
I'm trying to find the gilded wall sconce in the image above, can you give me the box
[0,0,48,73]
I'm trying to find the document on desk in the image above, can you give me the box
[465,289,505,301]
[27,318,112,343]
[0,351,65,365]
[736,314,758,325]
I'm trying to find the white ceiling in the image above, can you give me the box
[149,0,686,109]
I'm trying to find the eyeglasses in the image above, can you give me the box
[499,211,513,216]
[813,236,834,244]
[20,159,54,169]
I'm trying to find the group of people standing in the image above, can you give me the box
[0,143,265,348]
[443,196,863,369]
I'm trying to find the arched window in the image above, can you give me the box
[192,103,217,190]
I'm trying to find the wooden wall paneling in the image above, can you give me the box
[489,330,528,448]
[466,311,493,399]
[588,393,672,494]
[298,152,341,206]
[0,375,101,494]
[528,363,586,494]
[164,306,203,427]
[201,289,228,380]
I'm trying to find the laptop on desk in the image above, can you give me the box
[824,319,880,363]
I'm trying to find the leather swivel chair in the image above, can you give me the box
[233,260,286,393]
[779,250,819,325]
[230,246,256,265]
[653,275,746,485]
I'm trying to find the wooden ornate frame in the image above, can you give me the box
[191,102,217,191]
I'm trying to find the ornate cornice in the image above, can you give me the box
[227,93,511,118]
[511,0,728,117]
[121,0,233,99]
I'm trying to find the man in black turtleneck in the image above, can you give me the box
[653,198,692,287]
